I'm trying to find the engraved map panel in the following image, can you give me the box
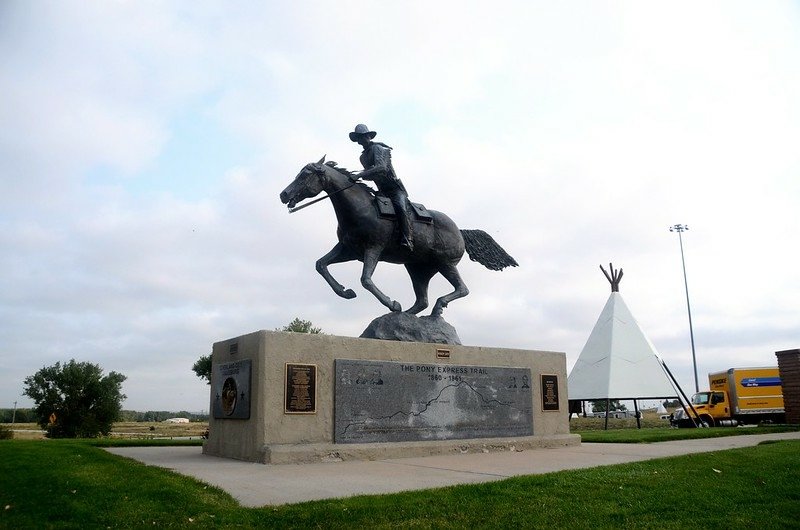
[334,359,533,443]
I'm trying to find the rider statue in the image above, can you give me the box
[349,124,414,251]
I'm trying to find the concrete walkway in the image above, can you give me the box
[108,432,800,507]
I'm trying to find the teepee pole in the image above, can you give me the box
[600,263,623,292]
[659,359,703,428]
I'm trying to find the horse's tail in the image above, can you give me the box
[460,229,519,271]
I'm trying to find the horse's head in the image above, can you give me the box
[280,155,328,210]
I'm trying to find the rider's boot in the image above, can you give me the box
[400,217,414,251]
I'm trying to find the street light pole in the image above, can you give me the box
[670,224,699,393]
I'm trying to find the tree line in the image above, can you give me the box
[118,410,209,422]
[0,408,35,423]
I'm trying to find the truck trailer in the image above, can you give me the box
[672,367,785,427]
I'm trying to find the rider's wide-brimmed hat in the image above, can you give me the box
[349,124,377,141]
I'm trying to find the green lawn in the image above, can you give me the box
[576,425,800,443]
[1,439,799,528]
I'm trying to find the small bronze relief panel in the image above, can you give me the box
[213,359,251,419]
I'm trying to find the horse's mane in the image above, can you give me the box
[325,161,375,195]
[324,161,354,178]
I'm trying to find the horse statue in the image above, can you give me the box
[279,156,518,317]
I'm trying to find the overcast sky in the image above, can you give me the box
[2,2,798,412]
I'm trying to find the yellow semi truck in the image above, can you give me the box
[672,367,785,427]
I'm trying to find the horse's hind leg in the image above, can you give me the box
[316,242,357,299]
[405,263,437,315]
[432,263,469,317]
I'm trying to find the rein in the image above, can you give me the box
[288,174,362,214]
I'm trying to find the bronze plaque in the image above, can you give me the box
[212,359,251,419]
[285,363,317,414]
[541,374,560,411]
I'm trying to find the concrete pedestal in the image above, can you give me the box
[203,330,579,463]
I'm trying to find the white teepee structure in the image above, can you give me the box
[568,264,677,402]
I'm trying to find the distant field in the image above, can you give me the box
[569,410,673,430]
[7,421,209,440]
[110,421,208,438]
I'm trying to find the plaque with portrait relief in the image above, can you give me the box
[212,359,251,419]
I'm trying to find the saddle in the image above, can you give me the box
[374,194,433,224]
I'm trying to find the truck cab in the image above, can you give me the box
[687,391,730,427]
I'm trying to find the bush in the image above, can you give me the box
[0,424,12,440]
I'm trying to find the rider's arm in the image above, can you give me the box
[358,144,390,180]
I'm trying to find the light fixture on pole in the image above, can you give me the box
[669,224,699,393]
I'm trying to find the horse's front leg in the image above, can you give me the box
[316,243,357,299]
[360,248,401,312]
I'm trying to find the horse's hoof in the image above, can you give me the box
[341,289,357,299]
[389,301,402,312]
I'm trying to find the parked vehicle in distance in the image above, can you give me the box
[672,367,785,427]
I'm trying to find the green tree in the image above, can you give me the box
[663,399,681,409]
[590,399,627,413]
[278,317,323,334]
[23,359,126,438]
[192,354,212,385]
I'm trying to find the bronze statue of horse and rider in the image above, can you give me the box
[279,125,517,317]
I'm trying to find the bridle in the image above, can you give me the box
[288,164,362,214]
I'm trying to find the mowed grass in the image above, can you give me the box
[577,425,800,443]
[1,439,799,529]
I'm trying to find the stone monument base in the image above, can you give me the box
[203,330,579,464]
[360,312,461,344]
[261,434,579,465]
